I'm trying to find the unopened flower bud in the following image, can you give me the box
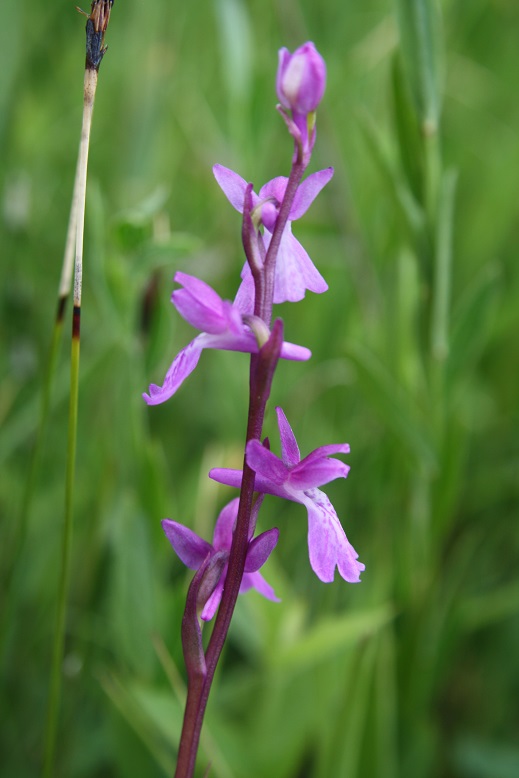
[276,42,326,115]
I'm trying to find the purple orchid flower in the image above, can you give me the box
[162,498,280,621]
[210,407,364,584]
[142,272,311,405]
[213,164,333,306]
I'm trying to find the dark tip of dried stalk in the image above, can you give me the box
[77,1,114,71]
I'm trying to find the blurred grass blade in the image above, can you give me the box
[12,152,80,571]
[214,0,252,104]
[448,263,501,382]
[335,639,378,778]
[108,499,156,675]
[391,52,424,202]
[394,0,444,132]
[43,331,80,778]
[431,168,457,362]
[270,605,393,672]
[99,671,178,774]
[358,110,425,239]
[346,343,438,470]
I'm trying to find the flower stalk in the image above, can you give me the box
[173,110,319,776]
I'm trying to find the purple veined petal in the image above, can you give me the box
[209,467,291,501]
[240,570,281,602]
[275,406,301,467]
[264,225,328,304]
[200,576,225,621]
[294,486,364,583]
[213,164,250,213]
[244,527,279,572]
[258,176,289,205]
[246,440,288,485]
[212,498,239,552]
[290,167,334,220]
[161,520,213,570]
[142,335,205,405]
[288,457,350,490]
[172,274,227,334]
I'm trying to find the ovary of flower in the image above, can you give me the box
[162,498,280,621]
[210,407,365,584]
[142,272,311,405]
[213,164,333,306]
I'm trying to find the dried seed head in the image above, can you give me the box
[77,1,114,70]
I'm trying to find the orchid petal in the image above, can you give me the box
[275,406,301,466]
[233,268,255,315]
[161,520,213,570]
[200,577,225,621]
[212,498,239,551]
[279,341,312,361]
[276,47,292,109]
[246,440,288,485]
[213,164,249,213]
[289,457,350,490]
[143,336,205,405]
[172,274,227,334]
[240,570,281,602]
[209,467,290,501]
[290,167,334,220]
[258,176,289,204]
[265,225,328,303]
[244,527,279,572]
[301,443,351,463]
[294,487,364,583]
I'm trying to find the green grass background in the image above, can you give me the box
[1,0,518,776]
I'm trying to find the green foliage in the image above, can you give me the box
[1,0,518,776]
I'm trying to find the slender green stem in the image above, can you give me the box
[42,331,80,778]
[423,126,441,231]
[430,169,456,364]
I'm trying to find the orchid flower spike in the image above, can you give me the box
[143,272,311,405]
[213,165,333,307]
[210,407,364,584]
[162,498,280,621]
